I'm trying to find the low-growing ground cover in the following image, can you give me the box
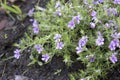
[0,0,120,80]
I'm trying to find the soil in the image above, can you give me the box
[0,0,120,80]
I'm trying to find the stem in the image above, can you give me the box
[7,12,16,21]
[0,56,14,62]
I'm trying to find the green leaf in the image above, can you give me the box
[62,32,71,45]
[1,3,22,14]
[37,61,43,66]
[27,60,36,66]
[30,54,34,60]
[13,43,20,47]
[12,5,22,14]
[54,69,62,75]
[69,74,76,80]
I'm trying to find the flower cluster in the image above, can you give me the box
[14,0,120,79]
[109,39,120,51]
[55,1,62,16]
[68,15,81,29]
[28,8,39,34]
[54,34,64,49]
[76,36,88,54]
[32,19,39,34]
[34,44,50,62]
[114,0,120,4]
[106,8,118,17]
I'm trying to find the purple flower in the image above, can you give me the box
[90,56,95,62]
[54,34,61,42]
[110,54,117,63]
[41,54,50,62]
[76,46,83,54]
[114,13,119,17]
[109,39,120,50]
[85,55,89,59]
[109,20,114,23]
[96,32,104,46]
[96,37,104,46]
[90,22,95,28]
[111,8,118,16]
[114,0,120,4]
[91,10,97,17]
[79,36,88,47]
[33,27,39,34]
[14,49,21,59]
[107,8,111,16]
[83,0,88,4]
[68,20,75,29]
[79,39,87,47]
[105,23,110,28]
[29,19,33,22]
[81,78,86,80]
[34,44,43,53]
[27,49,31,53]
[108,39,119,51]
[113,39,119,47]
[55,1,61,8]
[56,41,64,49]
[98,0,103,3]
[32,20,38,27]
[56,8,62,16]
[68,15,81,29]
[107,8,118,16]
[76,36,88,54]
[93,1,99,4]
[73,15,81,24]
[28,8,34,16]
[88,5,93,9]
[109,41,116,51]
[111,31,120,38]
[92,17,98,22]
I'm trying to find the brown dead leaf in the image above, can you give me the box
[0,7,3,11]
[9,0,17,3]
[9,0,26,3]
[0,7,6,14]
[0,7,5,12]
[0,19,8,30]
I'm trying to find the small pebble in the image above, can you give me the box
[15,75,33,80]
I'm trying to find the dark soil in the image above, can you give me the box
[106,64,120,80]
[0,0,120,80]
